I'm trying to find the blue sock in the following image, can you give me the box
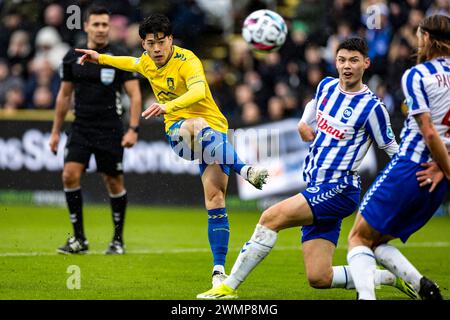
[207,208,230,267]
[197,127,246,175]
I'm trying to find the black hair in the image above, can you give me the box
[138,14,172,40]
[84,5,110,22]
[336,37,369,57]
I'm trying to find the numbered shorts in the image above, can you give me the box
[64,125,124,176]
[301,183,360,246]
[166,119,230,176]
[360,157,449,243]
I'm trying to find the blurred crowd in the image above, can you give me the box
[0,0,449,128]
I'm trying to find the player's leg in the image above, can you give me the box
[61,162,87,244]
[180,118,269,189]
[57,129,91,254]
[95,140,127,255]
[201,164,230,287]
[197,193,313,299]
[346,211,381,300]
[102,173,127,254]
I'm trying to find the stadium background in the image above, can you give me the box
[0,0,449,302]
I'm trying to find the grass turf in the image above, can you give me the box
[0,204,449,300]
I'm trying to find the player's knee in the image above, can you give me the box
[307,271,333,289]
[205,189,225,207]
[259,208,281,231]
[347,227,374,248]
[62,170,81,188]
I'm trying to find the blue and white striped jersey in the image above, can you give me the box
[303,77,396,189]
[400,57,450,163]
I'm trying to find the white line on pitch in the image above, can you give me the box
[1,242,450,257]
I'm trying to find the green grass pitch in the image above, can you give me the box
[0,204,449,300]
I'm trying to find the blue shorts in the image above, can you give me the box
[360,157,449,243]
[165,119,230,176]
[301,183,360,245]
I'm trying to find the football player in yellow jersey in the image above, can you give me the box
[76,13,269,289]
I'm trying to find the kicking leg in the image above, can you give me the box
[197,193,314,299]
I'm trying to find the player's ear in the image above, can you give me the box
[364,57,371,70]
[141,40,146,49]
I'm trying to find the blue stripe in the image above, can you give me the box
[418,74,430,108]
[308,137,325,182]
[329,93,346,117]
[315,77,335,101]
[439,59,450,72]
[318,83,339,112]
[404,133,423,159]
[346,131,370,172]
[423,61,438,74]
[419,145,431,164]
[343,266,348,289]
[406,69,420,110]
[374,104,392,145]
[340,94,365,124]
[355,99,377,128]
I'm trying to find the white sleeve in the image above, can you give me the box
[300,99,317,126]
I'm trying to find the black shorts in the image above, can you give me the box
[64,124,124,176]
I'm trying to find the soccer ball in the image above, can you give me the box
[242,9,288,52]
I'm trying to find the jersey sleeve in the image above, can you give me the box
[365,102,397,149]
[60,50,74,81]
[178,54,207,89]
[401,67,430,116]
[99,52,145,75]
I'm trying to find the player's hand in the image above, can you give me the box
[142,103,167,119]
[75,48,100,65]
[298,121,316,142]
[49,132,60,155]
[121,130,138,148]
[416,161,444,192]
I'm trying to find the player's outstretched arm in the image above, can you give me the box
[75,48,100,64]
[76,48,141,74]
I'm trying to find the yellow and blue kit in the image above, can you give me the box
[98,45,228,134]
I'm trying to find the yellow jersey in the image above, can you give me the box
[98,45,228,133]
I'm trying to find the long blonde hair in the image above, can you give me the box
[417,15,450,63]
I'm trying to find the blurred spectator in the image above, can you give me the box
[170,0,206,50]
[241,101,261,125]
[425,0,450,17]
[32,86,54,109]
[0,8,24,59]
[7,30,32,78]
[267,96,285,121]
[2,86,25,110]
[43,3,76,45]
[109,15,129,45]
[364,2,392,77]
[34,26,70,71]
[0,58,24,106]
[376,83,395,114]
[25,57,59,109]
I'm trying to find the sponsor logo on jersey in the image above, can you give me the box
[174,52,186,61]
[306,186,320,193]
[316,111,348,140]
[342,107,353,120]
[101,68,115,85]
[387,127,395,140]
[167,77,175,90]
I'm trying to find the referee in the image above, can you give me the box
[49,6,142,254]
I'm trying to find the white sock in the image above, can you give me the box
[347,246,377,300]
[331,266,353,289]
[213,265,225,274]
[331,266,396,289]
[374,244,422,292]
[224,224,277,290]
[239,165,251,179]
